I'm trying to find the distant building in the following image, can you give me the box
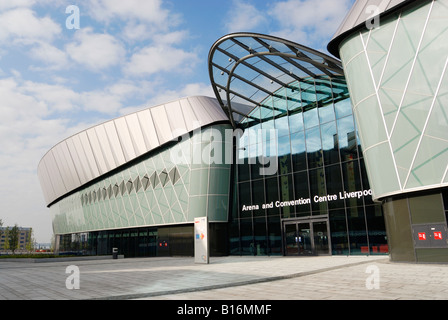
[0,227,33,251]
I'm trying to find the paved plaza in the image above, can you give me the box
[0,255,447,300]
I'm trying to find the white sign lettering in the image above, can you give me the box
[241,189,372,211]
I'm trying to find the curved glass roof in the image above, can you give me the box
[208,32,345,128]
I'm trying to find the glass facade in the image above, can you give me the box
[47,31,392,259]
[334,0,448,262]
[229,76,387,256]
[339,0,448,199]
[51,124,232,256]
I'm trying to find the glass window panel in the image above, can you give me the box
[325,164,345,209]
[289,111,304,134]
[291,131,307,172]
[286,86,301,112]
[279,174,294,219]
[341,160,364,207]
[267,215,282,255]
[239,218,254,255]
[294,171,311,215]
[309,167,327,213]
[305,126,323,168]
[238,182,251,218]
[303,106,319,130]
[347,206,368,255]
[252,179,265,217]
[337,116,358,161]
[329,209,349,255]
[318,103,336,124]
[321,121,340,165]
[254,217,267,255]
[334,98,353,119]
[265,176,280,216]
[275,115,290,137]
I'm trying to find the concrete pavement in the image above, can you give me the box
[0,255,447,300]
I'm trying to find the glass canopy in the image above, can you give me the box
[208,33,345,128]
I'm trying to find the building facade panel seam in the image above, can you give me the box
[359,24,403,191]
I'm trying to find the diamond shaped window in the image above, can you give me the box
[150,172,160,188]
[169,167,180,185]
[142,174,150,190]
[159,170,169,187]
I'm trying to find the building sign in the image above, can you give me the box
[194,217,209,264]
[241,189,373,212]
[434,232,443,240]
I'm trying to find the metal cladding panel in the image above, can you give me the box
[38,96,230,206]
[188,96,214,126]
[37,159,56,204]
[78,131,100,178]
[103,121,126,167]
[45,151,67,196]
[65,137,88,185]
[179,98,200,132]
[165,100,188,137]
[150,104,174,145]
[86,127,108,175]
[328,0,411,57]
[51,142,79,191]
[125,113,147,156]
[136,109,160,149]
[93,124,116,171]
[114,117,136,162]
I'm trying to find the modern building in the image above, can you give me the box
[328,0,448,262]
[38,32,388,258]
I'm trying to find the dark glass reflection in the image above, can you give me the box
[232,76,386,256]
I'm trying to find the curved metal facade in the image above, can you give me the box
[38,96,229,206]
[331,0,448,200]
[328,0,414,57]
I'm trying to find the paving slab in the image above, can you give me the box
[0,255,447,301]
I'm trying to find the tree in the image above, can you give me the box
[9,224,19,254]
[0,219,3,252]
[26,228,34,252]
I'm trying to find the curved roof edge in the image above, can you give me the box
[38,95,229,207]
[208,32,344,128]
[328,0,418,58]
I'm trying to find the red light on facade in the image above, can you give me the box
[418,232,426,240]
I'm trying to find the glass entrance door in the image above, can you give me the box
[285,224,298,255]
[297,223,312,255]
[283,220,330,256]
[312,221,329,255]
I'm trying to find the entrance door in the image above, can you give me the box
[283,220,330,256]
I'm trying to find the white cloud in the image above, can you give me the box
[29,42,69,70]
[0,0,35,11]
[88,0,174,25]
[119,82,214,115]
[0,7,61,44]
[88,0,182,42]
[66,27,126,71]
[269,0,353,47]
[224,0,268,33]
[125,44,199,76]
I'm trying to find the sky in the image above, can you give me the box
[0,0,355,244]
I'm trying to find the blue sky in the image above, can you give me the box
[0,0,355,244]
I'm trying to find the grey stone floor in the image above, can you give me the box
[0,255,447,300]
